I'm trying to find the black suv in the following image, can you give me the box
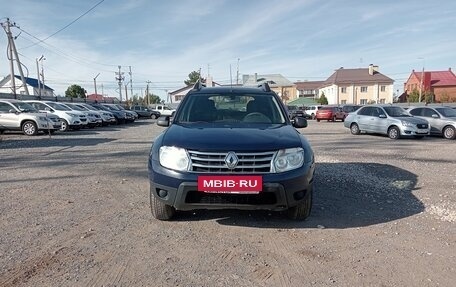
[148,83,315,220]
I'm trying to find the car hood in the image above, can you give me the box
[161,124,304,151]
[395,116,428,124]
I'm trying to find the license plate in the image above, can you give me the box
[197,175,263,194]
[417,129,428,134]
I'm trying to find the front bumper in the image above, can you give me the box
[149,160,315,211]
[399,126,430,136]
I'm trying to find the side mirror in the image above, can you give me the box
[431,114,439,118]
[157,116,170,127]
[292,117,308,128]
[8,109,17,114]
[379,114,387,118]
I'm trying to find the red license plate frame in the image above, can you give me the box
[197,175,263,194]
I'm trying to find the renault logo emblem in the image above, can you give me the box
[225,152,239,169]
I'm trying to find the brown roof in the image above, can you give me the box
[294,81,325,90]
[323,68,394,86]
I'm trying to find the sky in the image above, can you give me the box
[1,0,455,101]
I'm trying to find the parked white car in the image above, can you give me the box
[150,104,176,116]
[61,103,102,128]
[304,105,322,119]
[76,103,116,125]
[0,99,61,135]
[25,100,86,131]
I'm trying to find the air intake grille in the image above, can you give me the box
[188,150,275,173]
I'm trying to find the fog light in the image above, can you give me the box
[158,189,168,198]
[293,191,305,201]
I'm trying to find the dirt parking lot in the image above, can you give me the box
[0,119,455,287]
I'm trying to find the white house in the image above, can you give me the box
[319,65,394,105]
[0,75,54,97]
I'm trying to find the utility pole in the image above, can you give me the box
[94,73,100,95]
[115,65,124,102]
[146,81,151,106]
[124,83,129,103]
[36,57,42,98]
[418,57,425,103]
[236,58,240,85]
[1,18,30,98]
[40,56,46,96]
[129,66,133,99]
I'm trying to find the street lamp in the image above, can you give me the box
[94,73,100,95]
[36,55,45,98]
[417,57,425,102]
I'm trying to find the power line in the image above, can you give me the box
[20,0,105,50]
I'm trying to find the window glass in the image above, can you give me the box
[358,107,372,116]
[435,107,456,117]
[0,102,13,113]
[422,108,437,117]
[409,108,422,116]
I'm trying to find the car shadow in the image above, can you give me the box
[173,162,423,229]
[0,137,114,149]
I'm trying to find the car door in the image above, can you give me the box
[371,107,388,134]
[356,107,374,131]
[0,102,19,128]
[422,107,442,134]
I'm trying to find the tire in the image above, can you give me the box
[60,120,69,132]
[316,119,320,122]
[388,126,400,140]
[150,193,175,220]
[151,114,158,119]
[413,135,424,139]
[22,121,38,136]
[332,116,337,122]
[350,123,360,135]
[50,130,57,134]
[443,126,456,140]
[287,189,312,220]
[311,113,315,120]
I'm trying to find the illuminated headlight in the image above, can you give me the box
[67,112,78,117]
[401,120,413,127]
[273,147,304,173]
[159,146,189,171]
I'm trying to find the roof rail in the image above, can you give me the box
[258,82,271,92]
[192,80,206,91]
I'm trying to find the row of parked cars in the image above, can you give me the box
[343,104,456,140]
[0,99,153,136]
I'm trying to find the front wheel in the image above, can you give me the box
[60,120,69,132]
[332,116,337,122]
[22,121,38,136]
[443,126,456,140]
[151,114,158,119]
[388,126,400,140]
[287,190,312,220]
[150,193,175,220]
[350,123,360,135]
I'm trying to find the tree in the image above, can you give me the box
[65,84,87,98]
[317,92,328,105]
[184,70,204,86]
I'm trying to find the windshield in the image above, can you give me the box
[66,104,85,111]
[435,107,456,117]
[104,105,121,111]
[175,93,286,124]
[11,102,39,113]
[383,106,410,117]
[47,102,72,111]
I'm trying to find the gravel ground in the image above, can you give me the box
[0,119,455,287]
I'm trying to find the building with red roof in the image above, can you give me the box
[403,68,456,102]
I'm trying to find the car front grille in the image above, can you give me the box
[417,123,428,129]
[188,150,275,173]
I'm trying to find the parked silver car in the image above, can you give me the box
[344,105,430,139]
[0,99,61,135]
[408,106,456,139]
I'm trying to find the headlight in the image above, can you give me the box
[159,146,189,171]
[401,120,413,127]
[67,112,78,117]
[273,147,304,173]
